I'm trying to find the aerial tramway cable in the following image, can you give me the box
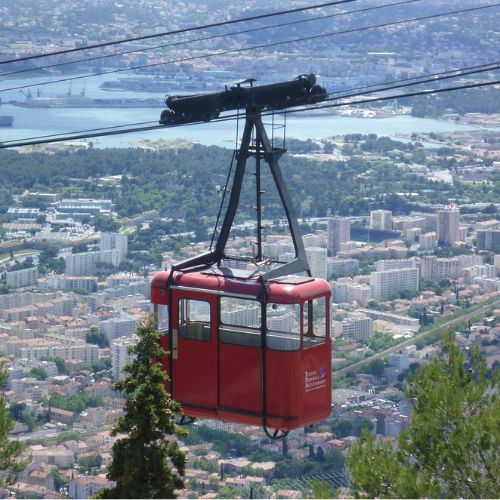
[0,0,360,66]
[1,78,498,149]
[0,0,424,79]
[0,3,497,94]
[1,61,498,144]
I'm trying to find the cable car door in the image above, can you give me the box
[171,291,218,411]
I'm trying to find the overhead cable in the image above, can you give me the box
[0,0,422,78]
[1,3,497,94]
[1,79,497,149]
[2,61,497,145]
[0,0,359,65]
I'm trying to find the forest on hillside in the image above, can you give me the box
[0,135,497,233]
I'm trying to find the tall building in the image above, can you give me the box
[305,246,328,280]
[463,264,497,284]
[220,301,260,327]
[327,257,359,277]
[419,232,437,250]
[101,232,128,260]
[419,255,483,281]
[495,254,500,274]
[476,230,500,252]
[370,268,419,301]
[332,278,371,306]
[370,210,393,231]
[100,315,139,343]
[327,217,351,254]
[112,335,139,380]
[376,259,417,272]
[333,314,373,341]
[64,249,123,275]
[6,267,38,289]
[437,208,460,245]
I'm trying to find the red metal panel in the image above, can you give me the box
[151,269,333,431]
[219,344,261,414]
[299,342,332,425]
[151,270,331,306]
[171,290,218,409]
[266,350,301,423]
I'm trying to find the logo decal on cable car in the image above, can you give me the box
[305,368,327,392]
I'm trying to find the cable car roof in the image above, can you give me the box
[151,269,331,303]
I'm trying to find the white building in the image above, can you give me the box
[69,475,116,499]
[40,275,98,293]
[370,268,419,301]
[21,343,99,364]
[6,267,38,289]
[64,249,123,276]
[327,217,350,254]
[419,232,437,250]
[392,216,427,231]
[419,256,461,281]
[101,232,128,260]
[463,264,497,284]
[327,257,359,277]
[333,315,373,341]
[302,233,326,248]
[376,259,417,272]
[370,210,392,231]
[495,254,500,274]
[220,301,260,327]
[388,351,410,370]
[332,277,371,306]
[100,316,139,343]
[58,198,112,220]
[305,246,327,280]
[437,208,460,244]
[7,207,40,221]
[112,335,139,380]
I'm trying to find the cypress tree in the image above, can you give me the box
[96,316,186,499]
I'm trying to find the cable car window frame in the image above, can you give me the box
[178,298,211,342]
[219,295,262,347]
[303,296,328,349]
[154,304,169,334]
[266,302,301,352]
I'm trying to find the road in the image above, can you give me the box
[333,298,500,376]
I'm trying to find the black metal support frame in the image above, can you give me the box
[168,109,311,439]
[171,109,311,280]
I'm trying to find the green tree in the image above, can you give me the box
[52,468,68,493]
[86,327,109,348]
[95,316,186,499]
[324,448,345,469]
[366,358,385,378]
[347,332,500,498]
[331,418,352,438]
[307,479,337,499]
[0,363,30,485]
[29,367,47,380]
[40,356,68,375]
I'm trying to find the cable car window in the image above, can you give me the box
[178,299,211,342]
[303,297,327,348]
[155,304,169,333]
[219,297,261,347]
[266,303,301,351]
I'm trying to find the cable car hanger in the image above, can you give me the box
[160,73,327,278]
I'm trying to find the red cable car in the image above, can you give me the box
[152,269,331,437]
[152,76,332,437]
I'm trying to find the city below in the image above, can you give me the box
[0,0,498,498]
